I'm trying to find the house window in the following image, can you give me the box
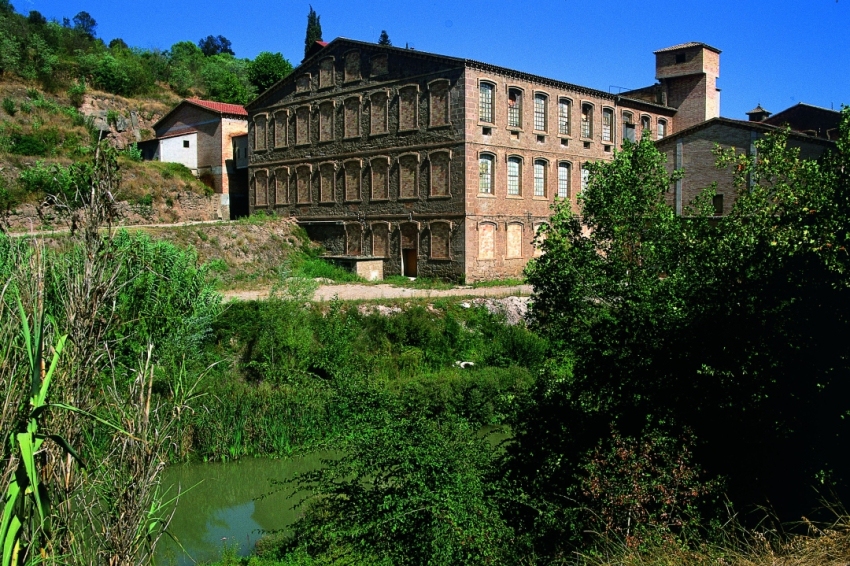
[399,154,418,198]
[183,140,190,148]
[657,119,667,139]
[372,223,389,257]
[507,156,522,196]
[320,163,335,202]
[534,159,546,197]
[296,166,311,203]
[623,111,635,142]
[506,223,523,258]
[581,165,590,191]
[344,97,360,138]
[602,108,614,142]
[479,154,494,194]
[712,194,723,216]
[346,223,362,255]
[253,169,268,206]
[558,98,571,136]
[344,51,360,82]
[274,111,287,147]
[370,91,388,135]
[371,157,389,200]
[429,151,450,196]
[557,162,570,199]
[274,167,288,204]
[295,106,310,145]
[344,160,361,201]
[479,82,494,123]
[319,57,334,88]
[430,222,450,259]
[370,54,388,76]
[296,74,311,93]
[254,115,266,150]
[581,104,593,139]
[319,102,334,142]
[399,85,418,130]
[641,115,651,137]
[478,223,495,259]
[429,79,449,127]
[508,88,522,129]
[534,93,547,132]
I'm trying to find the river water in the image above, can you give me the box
[155,452,333,565]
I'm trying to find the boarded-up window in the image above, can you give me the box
[506,223,523,258]
[344,97,360,138]
[478,223,495,260]
[273,111,287,147]
[319,102,334,142]
[296,106,310,145]
[401,224,418,249]
[319,57,334,88]
[296,166,311,203]
[344,51,360,82]
[429,152,450,197]
[296,74,311,93]
[371,158,389,200]
[372,224,389,257]
[429,80,449,127]
[370,91,388,135]
[346,224,362,255]
[399,86,418,131]
[533,223,547,257]
[274,167,288,204]
[430,222,450,259]
[371,54,388,76]
[320,163,335,202]
[399,155,418,199]
[254,170,268,206]
[344,161,361,201]
[254,115,266,150]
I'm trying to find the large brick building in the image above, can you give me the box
[245,39,726,281]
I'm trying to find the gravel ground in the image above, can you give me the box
[221,283,533,302]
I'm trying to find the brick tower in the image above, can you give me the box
[654,42,721,131]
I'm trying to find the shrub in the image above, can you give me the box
[2,97,15,116]
[68,79,86,108]
[122,142,142,161]
[9,133,49,156]
[18,161,77,199]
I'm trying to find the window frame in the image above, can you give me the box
[507,87,523,130]
[273,109,288,148]
[343,159,362,202]
[318,162,336,204]
[273,166,289,204]
[657,118,668,140]
[479,80,495,124]
[369,155,390,201]
[318,56,335,89]
[506,155,523,197]
[295,105,311,146]
[427,149,452,198]
[369,90,390,136]
[427,78,451,128]
[478,152,495,196]
[557,161,571,199]
[533,158,548,198]
[640,114,652,138]
[343,50,361,83]
[318,101,335,143]
[397,152,420,200]
[370,53,389,77]
[558,97,572,136]
[398,84,420,132]
[253,168,269,207]
[253,113,268,151]
[295,164,312,204]
[429,220,452,260]
[370,221,390,258]
[343,95,362,139]
[580,102,594,140]
[601,107,615,143]
[533,91,549,133]
[477,221,497,260]
[505,222,524,259]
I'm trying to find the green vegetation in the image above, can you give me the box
[304,6,323,58]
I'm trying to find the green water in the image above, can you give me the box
[156,452,333,565]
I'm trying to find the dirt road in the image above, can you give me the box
[221,283,533,302]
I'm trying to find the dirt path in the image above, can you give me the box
[221,283,533,302]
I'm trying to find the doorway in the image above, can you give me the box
[401,224,418,277]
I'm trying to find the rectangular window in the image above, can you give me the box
[534,161,545,197]
[296,106,310,145]
[507,157,521,196]
[479,155,493,194]
[658,119,667,139]
[399,155,418,198]
[581,167,590,191]
[429,152,450,196]
[534,94,547,131]
[183,140,189,148]
[479,82,494,123]
[508,89,522,129]
[602,109,613,142]
[581,105,592,139]
[345,162,361,201]
[254,115,266,150]
[319,102,334,142]
[344,98,360,138]
[319,57,334,88]
[274,111,287,147]
[399,86,418,130]
[370,92,388,134]
[558,163,570,199]
[558,99,571,135]
[320,165,334,202]
[429,80,449,127]
[344,51,360,82]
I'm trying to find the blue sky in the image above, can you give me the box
[23,0,849,119]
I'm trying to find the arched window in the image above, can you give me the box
[430,222,450,259]
[346,223,362,255]
[274,167,289,204]
[534,93,548,132]
[558,98,571,136]
[370,157,389,200]
[429,151,450,197]
[319,163,335,203]
[344,50,360,82]
[479,82,494,123]
[296,165,311,203]
[253,114,267,150]
[506,223,523,258]
[398,85,419,131]
[533,159,547,197]
[557,162,571,199]
[428,79,450,127]
[478,222,495,259]
[508,88,522,129]
[581,103,593,138]
[319,101,334,142]
[273,110,287,147]
[319,57,334,88]
[344,160,361,201]
[253,169,268,206]
[479,153,494,194]
[602,108,614,142]
[622,111,635,142]
[507,156,522,196]
[370,91,388,135]
[371,223,389,257]
[641,115,651,138]
[295,106,310,145]
[657,119,667,139]
[344,97,361,139]
[399,154,419,199]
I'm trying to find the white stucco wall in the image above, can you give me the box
[159,133,198,171]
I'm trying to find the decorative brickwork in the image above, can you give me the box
[430,221,451,259]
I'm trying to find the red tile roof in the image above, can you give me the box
[186,98,248,117]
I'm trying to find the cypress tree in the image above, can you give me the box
[304,6,323,58]
[378,30,391,46]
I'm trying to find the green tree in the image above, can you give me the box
[72,10,97,38]
[198,34,234,56]
[303,5,323,58]
[378,30,391,46]
[507,110,850,557]
[200,53,253,104]
[247,51,292,93]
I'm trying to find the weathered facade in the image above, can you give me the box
[152,99,249,219]
[246,39,725,281]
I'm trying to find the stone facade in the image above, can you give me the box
[246,39,726,282]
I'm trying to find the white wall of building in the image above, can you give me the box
[159,133,198,172]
